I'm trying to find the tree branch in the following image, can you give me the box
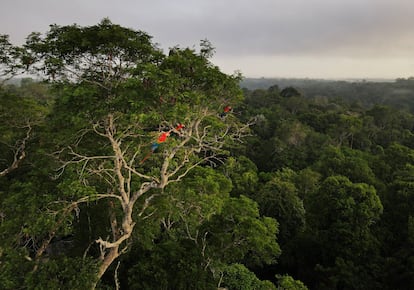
[0,123,32,177]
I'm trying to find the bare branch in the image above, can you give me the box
[0,123,32,177]
[137,193,159,217]
[114,261,121,290]
[48,110,252,284]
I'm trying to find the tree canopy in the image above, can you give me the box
[1,19,414,290]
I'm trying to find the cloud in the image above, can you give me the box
[214,54,414,79]
[1,0,414,78]
[196,0,414,58]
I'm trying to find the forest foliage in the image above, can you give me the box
[1,19,414,290]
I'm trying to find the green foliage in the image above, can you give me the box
[124,240,217,290]
[0,244,97,290]
[254,168,305,244]
[0,247,33,289]
[314,145,377,185]
[221,263,276,290]
[240,81,414,289]
[304,175,383,289]
[241,77,414,114]
[0,35,32,78]
[122,168,279,289]
[275,274,308,290]
[308,175,382,240]
[222,156,259,196]
[203,195,281,267]
[0,82,50,174]
[1,18,251,289]
[24,257,98,289]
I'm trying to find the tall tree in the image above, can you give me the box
[0,35,32,83]
[9,19,253,288]
[304,175,383,289]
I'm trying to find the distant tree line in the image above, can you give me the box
[241,77,414,113]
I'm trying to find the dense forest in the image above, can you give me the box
[1,19,414,289]
[241,77,414,113]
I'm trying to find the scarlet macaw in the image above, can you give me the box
[140,124,185,164]
[220,105,232,118]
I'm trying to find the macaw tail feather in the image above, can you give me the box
[139,151,153,164]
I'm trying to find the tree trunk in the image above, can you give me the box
[92,246,120,290]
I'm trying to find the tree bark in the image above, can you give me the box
[91,246,120,290]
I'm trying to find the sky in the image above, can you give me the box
[1,0,414,80]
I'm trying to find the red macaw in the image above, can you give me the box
[220,106,233,118]
[223,106,232,113]
[157,131,170,143]
[140,124,185,164]
[175,123,185,131]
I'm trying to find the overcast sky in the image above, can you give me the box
[2,0,414,79]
